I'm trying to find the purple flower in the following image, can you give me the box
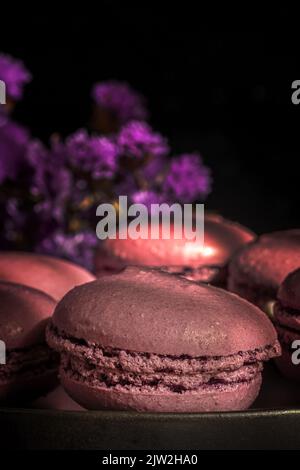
[0,54,31,101]
[92,81,148,124]
[36,230,98,270]
[115,173,138,198]
[131,190,163,208]
[0,118,30,183]
[3,197,28,243]
[117,121,169,159]
[26,140,72,223]
[142,155,167,181]
[163,153,212,203]
[65,130,119,179]
[26,140,49,193]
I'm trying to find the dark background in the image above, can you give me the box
[1,6,299,234]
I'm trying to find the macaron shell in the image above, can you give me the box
[52,267,278,357]
[0,281,56,349]
[30,385,84,411]
[0,252,95,301]
[97,215,255,269]
[278,268,300,310]
[228,230,300,294]
[60,371,262,412]
[274,303,300,331]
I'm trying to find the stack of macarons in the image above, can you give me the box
[228,230,300,312]
[47,266,280,412]
[0,252,95,404]
[273,268,300,381]
[95,214,255,287]
[0,281,57,403]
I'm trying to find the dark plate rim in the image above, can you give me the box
[1,406,300,419]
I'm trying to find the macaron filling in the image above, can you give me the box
[47,323,280,395]
[274,303,300,351]
[274,304,300,330]
[0,343,58,384]
[95,256,224,284]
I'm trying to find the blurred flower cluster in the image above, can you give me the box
[0,54,31,102]
[0,54,212,269]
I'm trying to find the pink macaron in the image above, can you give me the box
[47,266,280,412]
[273,268,300,381]
[0,251,95,301]
[95,214,255,287]
[228,230,300,312]
[0,281,58,403]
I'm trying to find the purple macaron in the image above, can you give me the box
[273,268,300,381]
[0,251,95,301]
[0,281,58,403]
[47,266,280,412]
[95,214,255,287]
[228,230,300,313]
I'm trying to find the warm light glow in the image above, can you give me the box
[264,300,275,319]
[201,246,215,257]
[183,243,216,258]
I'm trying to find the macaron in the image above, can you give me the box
[47,266,280,412]
[0,251,95,301]
[95,214,255,287]
[0,281,58,403]
[228,230,300,312]
[273,268,300,381]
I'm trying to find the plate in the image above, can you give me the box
[1,364,300,450]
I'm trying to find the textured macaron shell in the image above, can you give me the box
[60,372,262,412]
[0,251,95,301]
[0,281,56,349]
[52,266,278,357]
[228,230,300,294]
[97,215,255,269]
[278,268,300,311]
